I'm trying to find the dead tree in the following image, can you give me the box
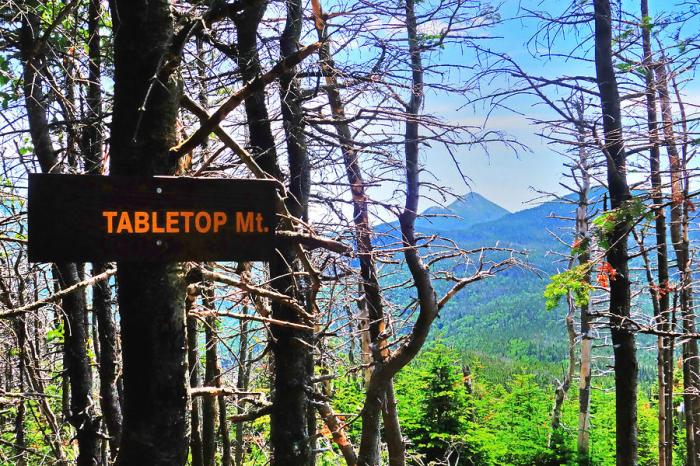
[310,1,402,463]
[83,0,123,458]
[654,52,700,466]
[639,1,673,462]
[593,1,638,463]
[19,2,101,464]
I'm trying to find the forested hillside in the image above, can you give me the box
[378,193,571,365]
[0,0,699,465]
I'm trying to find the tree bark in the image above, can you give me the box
[271,0,315,463]
[639,3,672,462]
[317,400,358,466]
[92,262,122,454]
[12,316,27,466]
[219,392,233,466]
[310,2,403,463]
[187,286,205,466]
[383,379,404,466]
[551,297,576,440]
[358,0,440,463]
[235,305,250,466]
[56,263,102,466]
[203,313,220,466]
[20,3,101,463]
[573,100,593,465]
[655,56,700,466]
[231,1,281,180]
[592,1,638,464]
[84,1,123,456]
[230,10,278,464]
[109,1,189,464]
[232,3,314,464]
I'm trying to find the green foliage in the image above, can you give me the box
[396,342,492,465]
[391,343,665,466]
[618,28,634,41]
[0,55,10,86]
[544,263,593,311]
[477,374,571,465]
[332,373,365,440]
[0,54,19,110]
[592,197,652,249]
[615,62,635,73]
[18,137,33,157]
[46,322,64,344]
[416,32,446,49]
[641,15,655,32]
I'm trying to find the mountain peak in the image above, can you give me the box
[418,192,510,231]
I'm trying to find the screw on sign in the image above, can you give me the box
[28,174,277,262]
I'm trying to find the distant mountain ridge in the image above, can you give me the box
[378,187,670,379]
[417,192,510,231]
[375,189,607,377]
[411,188,611,254]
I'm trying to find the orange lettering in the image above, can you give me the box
[195,212,211,233]
[180,211,194,233]
[236,212,254,233]
[255,212,266,232]
[116,212,133,233]
[166,211,179,233]
[133,211,149,233]
[103,211,118,233]
[152,212,165,233]
[213,212,227,233]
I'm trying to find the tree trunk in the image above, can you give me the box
[235,305,250,466]
[187,286,205,466]
[232,2,315,464]
[231,6,288,464]
[231,0,281,181]
[310,2,402,462]
[317,400,359,466]
[655,56,700,466]
[83,1,123,455]
[56,263,102,466]
[578,326,593,465]
[551,298,576,441]
[109,1,189,464]
[92,261,123,454]
[13,316,27,466]
[2,276,29,465]
[550,121,589,449]
[359,0,440,463]
[383,379,405,466]
[203,313,220,466]
[639,3,672,462]
[20,3,101,463]
[271,0,315,463]
[573,99,593,465]
[673,67,695,466]
[219,383,233,466]
[592,1,638,464]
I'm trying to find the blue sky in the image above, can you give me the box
[410,0,700,212]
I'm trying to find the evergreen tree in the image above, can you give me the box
[398,343,491,465]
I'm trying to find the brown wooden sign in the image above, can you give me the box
[28,174,278,262]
